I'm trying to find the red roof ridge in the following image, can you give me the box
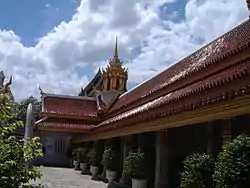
[43,93,96,101]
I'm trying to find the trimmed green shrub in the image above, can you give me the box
[88,147,102,166]
[78,147,89,163]
[181,153,214,188]
[102,148,118,171]
[213,135,250,188]
[124,150,146,179]
[71,148,79,160]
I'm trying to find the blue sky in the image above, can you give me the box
[160,0,186,23]
[0,0,80,46]
[0,0,186,46]
[0,0,248,100]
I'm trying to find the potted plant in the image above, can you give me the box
[78,147,89,174]
[124,150,147,188]
[102,148,118,182]
[88,147,102,178]
[72,148,80,170]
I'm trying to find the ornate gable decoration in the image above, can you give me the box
[0,71,14,102]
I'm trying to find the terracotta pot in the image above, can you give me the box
[106,170,117,182]
[80,163,88,172]
[132,179,147,188]
[90,166,99,177]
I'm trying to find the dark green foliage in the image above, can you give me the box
[102,148,118,171]
[124,150,146,179]
[17,96,41,121]
[0,94,43,188]
[72,148,79,160]
[78,147,89,163]
[88,147,102,166]
[213,135,250,188]
[180,153,214,188]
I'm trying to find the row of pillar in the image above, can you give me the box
[80,118,234,188]
[154,118,234,188]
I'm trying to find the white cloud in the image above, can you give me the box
[0,0,248,101]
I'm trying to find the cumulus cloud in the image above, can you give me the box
[0,0,248,101]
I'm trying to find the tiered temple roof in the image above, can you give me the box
[37,18,250,137]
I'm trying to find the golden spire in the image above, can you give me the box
[114,36,118,58]
[111,36,121,65]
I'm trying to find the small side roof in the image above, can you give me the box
[42,94,98,119]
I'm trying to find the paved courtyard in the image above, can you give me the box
[31,167,107,188]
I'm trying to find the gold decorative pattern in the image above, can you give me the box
[102,37,128,92]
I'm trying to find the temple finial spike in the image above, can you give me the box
[39,85,44,95]
[114,36,118,58]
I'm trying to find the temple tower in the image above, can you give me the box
[102,37,128,93]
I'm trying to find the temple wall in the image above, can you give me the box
[35,131,74,167]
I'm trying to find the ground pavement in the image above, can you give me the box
[31,167,107,188]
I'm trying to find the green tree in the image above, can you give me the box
[17,96,41,121]
[181,153,214,188]
[0,93,43,188]
[213,135,250,188]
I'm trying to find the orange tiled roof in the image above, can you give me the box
[43,96,98,118]
[94,60,250,131]
[109,20,250,116]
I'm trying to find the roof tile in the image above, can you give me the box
[110,20,250,114]
[100,60,250,127]
[43,97,97,117]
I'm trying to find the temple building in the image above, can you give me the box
[36,4,250,188]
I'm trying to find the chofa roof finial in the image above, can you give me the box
[3,76,12,93]
[39,85,44,95]
[247,0,250,12]
[5,76,12,87]
[114,36,118,58]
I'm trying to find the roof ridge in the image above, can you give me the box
[43,93,96,101]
